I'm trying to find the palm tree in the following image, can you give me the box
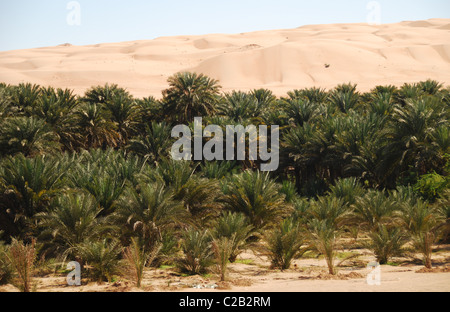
[177,228,214,275]
[217,91,259,123]
[352,190,397,231]
[309,195,350,229]
[0,154,68,239]
[328,177,364,207]
[113,183,186,246]
[73,102,120,149]
[262,218,306,271]
[368,224,407,265]
[286,87,328,103]
[219,171,290,230]
[212,211,254,262]
[75,238,122,283]
[308,219,340,275]
[212,235,236,281]
[127,122,173,164]
[329,83,360,114]
[122,237,162,288]
[400,200,442,268]
[162,72,221,123]
[36,192,110,261]
[282,98,321,127]
[83,83,131,105]
[0,117,60,157]
[103,94,138,145]
[10,83,41,115]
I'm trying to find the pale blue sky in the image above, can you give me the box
[0,0,449,51]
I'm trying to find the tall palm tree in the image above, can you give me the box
[103,94,139,145]
[73,103,120,149]
[127,122,173,165]
[162,72,221,123]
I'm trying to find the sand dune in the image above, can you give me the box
[0,18,449,98]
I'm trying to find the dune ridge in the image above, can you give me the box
[0,18,449,98]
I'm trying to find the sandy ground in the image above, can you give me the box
[0,19,449,98]
[1,245,449,293]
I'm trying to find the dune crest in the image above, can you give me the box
[0,19,449,98]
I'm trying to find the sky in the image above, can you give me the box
[0,0,449,51]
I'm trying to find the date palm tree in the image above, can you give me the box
[0,117,60,157]
[113,183,186,246]
[127,122,173,165]
[73,102,120,149]
[212,211,254,262]
[399,200,442,268]
[36,192,111,261]
[0,154,68,239]
[219,171,290,230]
[262,217,307,271]
[162,72,221,123]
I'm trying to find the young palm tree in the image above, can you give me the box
[309,195,350,229]
[122,237,162,288]
[328,177,364,207]
[177,228,214,275]
[162,72,221,123]
[36,192,109,261]
[262,218,306,271]
[113,183,186,246]
[212,235,236,281]
[219,171,290,230]
[7,238,36,292]
[308,219,340,275]
[368,224,407,265]
[0,241,14,286]
[76,238,122,283]
[212,211,254,262]
[400,200,442,268]
[352,190,397,231]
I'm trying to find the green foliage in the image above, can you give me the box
[177,228,214,275]
[212,211,254,262]
[368,225,407,265]
[262,218,306,270]
[76,238,122,283]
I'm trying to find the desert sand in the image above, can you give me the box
[0,19,449,98]
[1,246,449,293]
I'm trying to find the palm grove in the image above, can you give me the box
[0,72,449,290]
